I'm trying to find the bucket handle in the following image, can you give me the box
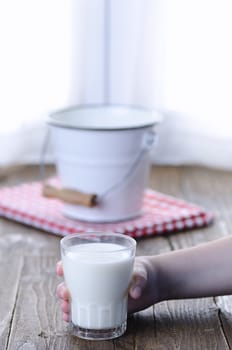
[40,129,157,207]
[99,131,157,201]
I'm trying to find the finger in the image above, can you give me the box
[61,300,70,313]
[56,261,64,276]
[56,282,70,300]
[129,263,148,300]
[129,276,146,299]
[63,312,70,322]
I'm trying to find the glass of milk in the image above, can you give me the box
[60,232,136,340]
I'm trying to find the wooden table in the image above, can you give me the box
[1,165,232,350]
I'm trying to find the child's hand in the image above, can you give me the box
[56,256,160,322]
[128,256,160,313]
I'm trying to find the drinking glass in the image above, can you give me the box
[60,232,136,340]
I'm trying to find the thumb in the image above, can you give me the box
[129,263,148,300]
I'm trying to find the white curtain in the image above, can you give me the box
[0,0,72,164]
[1,0,232,169]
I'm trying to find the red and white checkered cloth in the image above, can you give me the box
[0,181,213,238]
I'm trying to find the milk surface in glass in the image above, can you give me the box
[62,242,134,330]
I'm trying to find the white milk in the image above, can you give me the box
[62,242,134,329]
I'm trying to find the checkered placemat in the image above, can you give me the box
[0,181,213,238]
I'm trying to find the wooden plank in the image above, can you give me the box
[149,165,182,198]
[152,299,229,350]
[215,296,232,346]
[122,300,230,350]
[6,254,68,349]
[0,227,60,257]
[136,236,171,256]
[0,234,24,350]
[6,254,115,350]
[116,307,156,350]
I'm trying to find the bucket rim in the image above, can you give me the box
[47,104,162,131]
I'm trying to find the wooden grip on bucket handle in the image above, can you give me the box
[42,184,97,207]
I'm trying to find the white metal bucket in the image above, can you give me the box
[48,105,161,222]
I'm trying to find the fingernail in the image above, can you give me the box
[131,286,142,299]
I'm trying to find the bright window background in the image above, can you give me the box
[164,0,232,138]
[0,0,232,168]
[0,0,72,132]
